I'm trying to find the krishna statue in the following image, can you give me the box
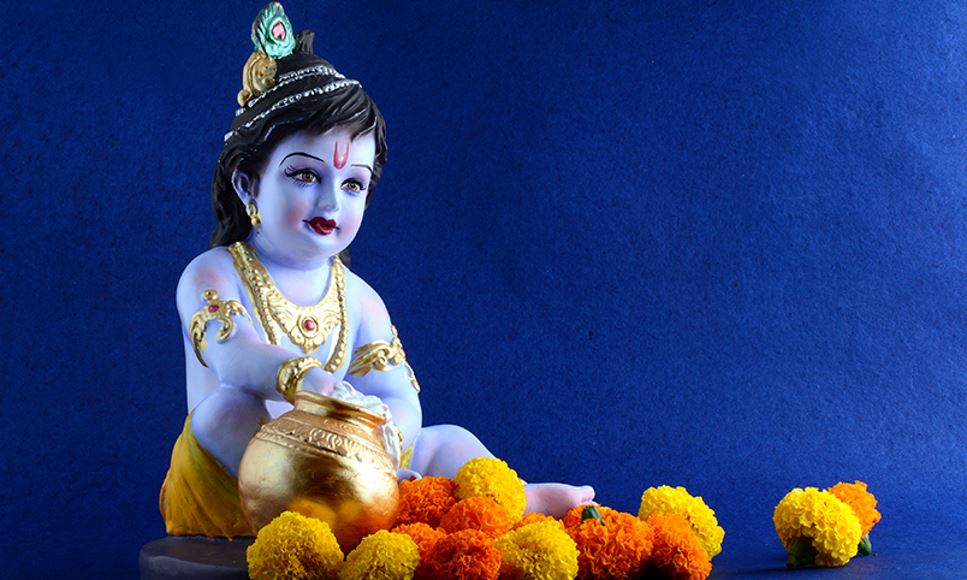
[157,1,595,549]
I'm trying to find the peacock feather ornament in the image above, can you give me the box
[237,2,297,107]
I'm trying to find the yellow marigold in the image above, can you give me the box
[496,520,579,580]
[826,481,881,537]
[773,487,862,567]
[339,530,420,580]
[646,512,712,580]
[246,511,344,580]
[396,476,457,527]
[513,512,563,531]
[454,457,527,522]
[440,496,514,537]
[563,505,654,579]
[391,522,446,561]
[637,485,724,559]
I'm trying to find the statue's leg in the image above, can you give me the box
[190,387,269,477]
[410,424,596,518]
[408,424,495,479]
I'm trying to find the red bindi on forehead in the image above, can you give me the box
[333,142,350,169]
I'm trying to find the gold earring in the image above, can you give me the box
[247,202,261,227]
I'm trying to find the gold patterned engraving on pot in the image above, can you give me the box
[237,391,399,551]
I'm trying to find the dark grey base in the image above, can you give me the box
[139,536,255,580]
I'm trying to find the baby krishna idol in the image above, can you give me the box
[159,2,594,541]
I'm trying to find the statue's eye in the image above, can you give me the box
[344,179,366,194]
[286,169,320,185]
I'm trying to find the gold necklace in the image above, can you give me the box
[228,242,348,372]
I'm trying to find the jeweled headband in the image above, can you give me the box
[223,2,361,143]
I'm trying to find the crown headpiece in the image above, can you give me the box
[226,2,360,142]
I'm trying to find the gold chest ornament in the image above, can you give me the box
[228,242,347,372]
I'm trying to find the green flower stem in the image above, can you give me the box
[580,505,605,526]
[858,533,873,556]
[786,537,817,568]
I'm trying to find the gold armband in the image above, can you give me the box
[348,325,421,393]
[276,356,324,403]
[189,290,249,367]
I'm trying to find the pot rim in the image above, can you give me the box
[293,390,387,423]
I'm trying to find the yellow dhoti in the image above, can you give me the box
[159,416,254,538]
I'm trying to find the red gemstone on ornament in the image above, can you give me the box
[272,22,286,40]
[208,305,219,313]
[303,318,317,331]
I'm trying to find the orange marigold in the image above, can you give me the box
[513,512,563,530]
[826,481,881,537]
[563,505,654,579]
[561,505,624,529]
[397,476,457,527]
[392,522,447,560]
[646,512,712,580]
[440,496,513,538]
[420,529,501,580]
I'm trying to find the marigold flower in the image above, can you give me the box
[440,496,513,537]
[391,522,446,560]
[420,529,502,580]
[773,487,862,567]
[454,457,527,522]
[496,520,579,579]
[646,512,712,580]
[563,505,654,579]
[339,530,420,580]
[561,504,611,530]
[396,476,457,527]
[637,485,724,559]
[826,481,881,537]
[513,512,563,530]
[246,511,344,580]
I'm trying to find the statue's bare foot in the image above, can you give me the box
[524,483,596,519]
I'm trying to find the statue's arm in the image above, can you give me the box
[176,250,294,402]
[344,275,423,450]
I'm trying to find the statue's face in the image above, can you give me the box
[247,127,376,263]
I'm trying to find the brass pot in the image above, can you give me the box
[237,391,399,550]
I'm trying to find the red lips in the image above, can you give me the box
[304,217,337,235]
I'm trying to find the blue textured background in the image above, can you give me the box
[2,1,965,577]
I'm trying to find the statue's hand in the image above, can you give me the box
[300,367,336,396]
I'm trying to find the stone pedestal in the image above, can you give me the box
[139,536,254,579]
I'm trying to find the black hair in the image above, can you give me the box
[209,31,387,266]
